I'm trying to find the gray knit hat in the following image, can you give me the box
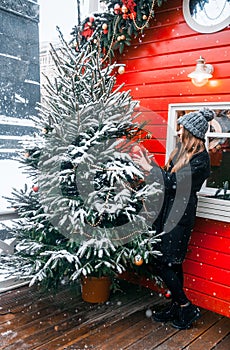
[177,108,215,140]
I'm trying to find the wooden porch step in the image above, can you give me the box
[0,281,229,349]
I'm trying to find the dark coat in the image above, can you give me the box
[150,146,210,264]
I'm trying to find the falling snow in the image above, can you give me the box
[0,53,21,61]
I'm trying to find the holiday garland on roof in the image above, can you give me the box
[71,0,167,61]
[72,0,228,62]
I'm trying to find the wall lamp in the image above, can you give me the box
[188,56,214,87]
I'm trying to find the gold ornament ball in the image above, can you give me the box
[146,132,152,139]
[142,15,148,20]
[118,66,125,74]
[134,255,144,266]
[42,128,48,134]
[102,23,108,30]
[121,5,128,13]
[120,34,126,40]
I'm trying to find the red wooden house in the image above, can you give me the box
[115,0,230,318]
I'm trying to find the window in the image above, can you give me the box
[183,0,230,34]
[208,111,230,190]
[167,103,230,222]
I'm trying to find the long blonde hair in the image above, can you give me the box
[164,128,205,173]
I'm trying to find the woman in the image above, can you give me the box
[133,108,215,330]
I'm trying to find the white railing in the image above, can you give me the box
[0,209,28,293]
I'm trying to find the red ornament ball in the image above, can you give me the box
[32,185,39,192]
[122,14,129,20]
[164,290,172,299]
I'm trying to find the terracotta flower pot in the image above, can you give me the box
[81,276,112,303]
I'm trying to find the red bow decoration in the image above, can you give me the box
[81,22,94,39]
[122,0,137,13]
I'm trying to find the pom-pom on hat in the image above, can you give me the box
[177,108,215,141]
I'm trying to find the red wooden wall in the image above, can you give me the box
[115,0,230,166]
[115,0,230,317]
[184,218,230,318]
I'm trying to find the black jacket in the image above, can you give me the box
[150,147,210,264]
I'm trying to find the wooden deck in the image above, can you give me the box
[0,281,229,350]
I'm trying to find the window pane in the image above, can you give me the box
[175,108,230,191]
[207,137,230,189]
[210,110,230,133]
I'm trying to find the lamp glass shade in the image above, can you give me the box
[191,77,209,87]
[188,57,213,86]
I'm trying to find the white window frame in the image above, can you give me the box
[182,0,230,34]
[167,102,230,223]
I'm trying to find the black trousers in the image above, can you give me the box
[153,260,189,305]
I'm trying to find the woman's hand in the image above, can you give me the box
[132,147,154,173]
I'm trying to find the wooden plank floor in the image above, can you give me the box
[0,281,229,350]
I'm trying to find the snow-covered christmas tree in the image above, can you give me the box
[0,33,162,291]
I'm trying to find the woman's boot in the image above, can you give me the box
[172,302,201,329]
[153,302,179,322]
